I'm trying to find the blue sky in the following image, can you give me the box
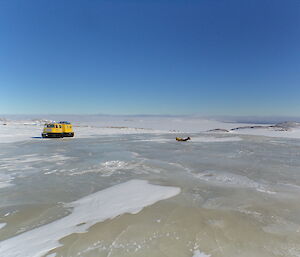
[0,0,299,116]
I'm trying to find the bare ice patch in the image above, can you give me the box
[0,153,74,187]
[66,160,131,176]
[66,160,148,176]
[194,170,275,194]
[0,174,13,189]
[0,180,180,257]
[0,154,73,172]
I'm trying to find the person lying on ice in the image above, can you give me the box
[176,137,191,141]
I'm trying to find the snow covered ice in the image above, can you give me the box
[0,180,180,257]
[1,117,300,257]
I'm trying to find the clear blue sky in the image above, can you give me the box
[0,0,299,116]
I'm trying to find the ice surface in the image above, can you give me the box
[1,118,300,256]
[0,223,6,230]
[0,180,180,257]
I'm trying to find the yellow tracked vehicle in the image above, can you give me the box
[42,121,74,138]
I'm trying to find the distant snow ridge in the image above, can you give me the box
[274,121,300,130]
[0,180,180,257]
[230,121,300,132]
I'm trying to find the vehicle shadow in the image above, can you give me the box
[31,137,42,139]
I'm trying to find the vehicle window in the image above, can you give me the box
[55,125,58,128]
[59,125,62,128]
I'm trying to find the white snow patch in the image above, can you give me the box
[0,223,6,230]
[0,180,180,257]
[193,249,211,257]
